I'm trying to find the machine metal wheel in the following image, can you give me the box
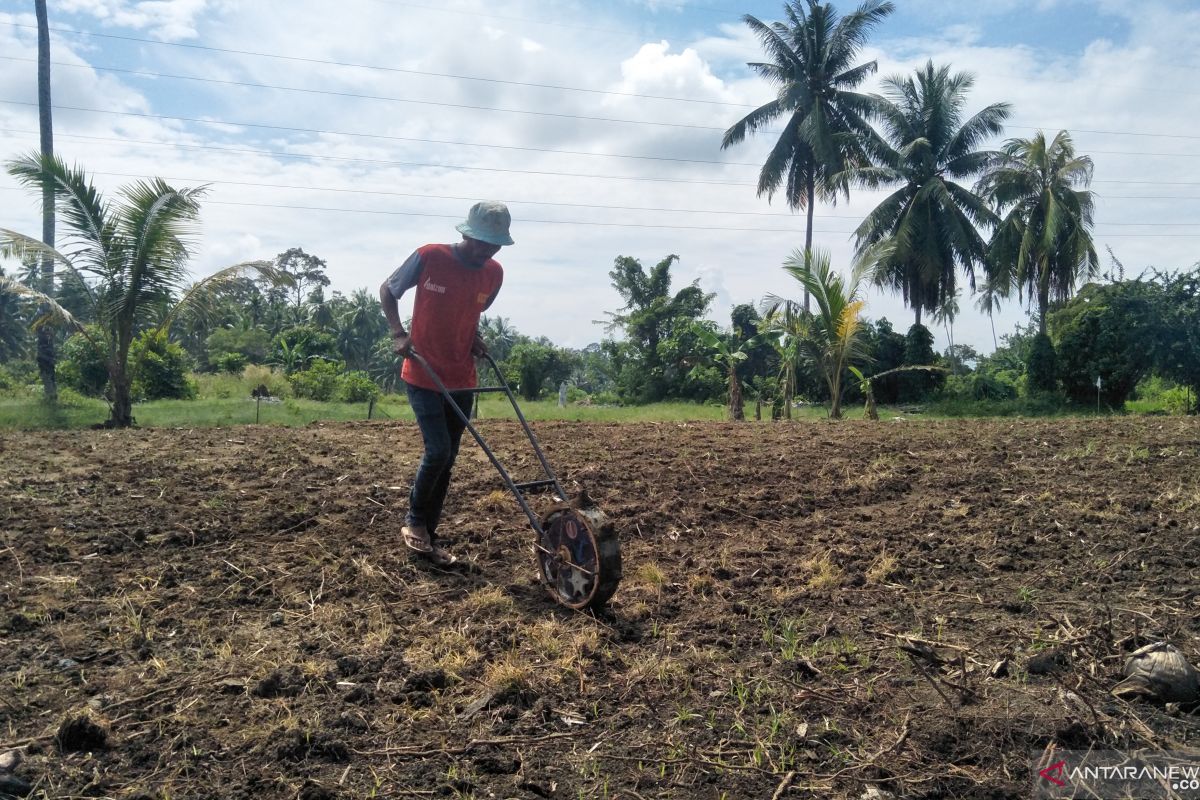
[536,504,621,611]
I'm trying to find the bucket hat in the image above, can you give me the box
[455,200,514,246]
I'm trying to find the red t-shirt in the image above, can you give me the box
[400,244,503,391]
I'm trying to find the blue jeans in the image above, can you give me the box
[405,383,474,542]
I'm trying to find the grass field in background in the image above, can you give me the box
[0,393,751,430]
[0,366,1174,430]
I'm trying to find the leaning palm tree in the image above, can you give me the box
[976,130,1098,335]
[1,153,288,427]
[722,0,894,311]
[766,246,883,418]
[851,61,1010,325]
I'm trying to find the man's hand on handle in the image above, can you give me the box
[471,331,488,358]
[392,331,412,357]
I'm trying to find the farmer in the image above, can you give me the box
[380,201,512,565]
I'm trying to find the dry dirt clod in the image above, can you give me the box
[0,773,33,798]
[1026,648,1071,675]
[55,712,109,754]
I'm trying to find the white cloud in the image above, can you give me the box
[55,0,215,40]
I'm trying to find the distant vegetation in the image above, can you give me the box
[3,0,1198,425]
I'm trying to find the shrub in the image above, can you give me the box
[205,326,272,368]
[940,370,1019,402]
[1026,332,1057,394]
[130,330,196,401]
[242,365,290,399]
[0,359,36,392]
[212,352,248,374]
[288,359,343,401]
[338,370,380,403]
[58,328,110,397]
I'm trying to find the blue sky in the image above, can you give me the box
[2,0,1198,356]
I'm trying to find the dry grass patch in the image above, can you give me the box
[866,553,897,584]
[806,553,845,590]
[632,562,667,593]
[483,651,534,694]
[407,625,480,675]
[463,586,514,615]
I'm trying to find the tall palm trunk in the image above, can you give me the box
[35,0,57,400]
[803,175,815,313]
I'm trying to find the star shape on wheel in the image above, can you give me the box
[567,567,590,597]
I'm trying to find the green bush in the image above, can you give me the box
[205,326,272,368]
[130,330,196,401]
[213,352,248,374]
[1133,376,1194,415]
[58,328,110,397]
[338,370,380,403]
[1026,332,1057,394]
[0,359,36,392]
[940,370,1019,402]
[288,359,343,401]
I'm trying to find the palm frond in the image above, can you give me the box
[0,273,84,333]
[159,260,292,334]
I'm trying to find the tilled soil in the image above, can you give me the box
[1,416,1199,799]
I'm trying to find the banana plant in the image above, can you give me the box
[849,364,948,420]
[694,327,779,420]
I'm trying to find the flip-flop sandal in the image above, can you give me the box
[402,526,433,554]
[427,545,458,566]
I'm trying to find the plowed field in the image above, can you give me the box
[2,417,1199,799]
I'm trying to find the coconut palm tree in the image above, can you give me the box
[1,153,288,427]
[930,290,960,368]
[976,130,1098,335]
[851,61,1010,325]
[722,0,894,311]
[766,247,883,418]
[974,272,1008,351]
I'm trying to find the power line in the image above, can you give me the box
[0,125,754,186]
[193,199,1200,236]
[8,23,744,108]
[12,58,1200,161]
[3,184,1196,236]
[4,103,1199,188]
[45,168,1200,225]
[0,102,763,168]
[13,23,1200,142]
[7,129,1200,212]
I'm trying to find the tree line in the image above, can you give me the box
[2,0,1199,423]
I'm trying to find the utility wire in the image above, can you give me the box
[7,23,741,107]
[5,129,1200,204]
[2,185,1196,236]
[0,125,754,186]
[8,127,1200,198]
[57,168,1200,225]
[4,105,1198,186]
[12,23,1200,140]
[10,57,1200,162]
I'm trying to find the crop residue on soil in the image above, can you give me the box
[1,417,1199,798]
